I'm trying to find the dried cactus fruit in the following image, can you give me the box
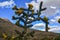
[58,19,60,23]
[28,4,33,9]
[43,16,48,21]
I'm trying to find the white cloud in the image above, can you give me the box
[31,22,60,33]
[29,17,34,20]
[55,16,60,21]
[25,0,60,16]
[27,20,30,22]
[49,16,60,23]
[27,17,34,22]
[50,19,56,23]
[0,0,15,8]
[31,23,45,30]
[49,26,60,33]
[32,23,60,33]
[50,6,56,9]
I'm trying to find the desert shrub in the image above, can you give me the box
[41,37,54,40]
[41,37,49,40]
[0,34,2,38]
[55,36,60,40]
[14,30,35,40]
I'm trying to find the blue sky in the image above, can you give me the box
[0,0,60,33]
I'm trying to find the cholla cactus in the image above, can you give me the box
[43,16,49,32]
[12,3,34,28]
[31,10,34,14]
[12,1,48,33]
[37,1,47,20]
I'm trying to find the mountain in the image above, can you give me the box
[0,18,60,40]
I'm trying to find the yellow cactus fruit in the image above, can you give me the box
[28,4,33,9]
[2,33,7,39]
[43,16,48,21]
[19,8,24,10]
[10,34,15,40]
[15,9,23,15]
[16,10,23,13]
[12,35,15,39]
[16,8,24,14]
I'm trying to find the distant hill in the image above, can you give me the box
[0,18,24,37]
[0,18,60,40]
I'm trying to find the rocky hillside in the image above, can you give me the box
[0,18,60,40]
[0,18,24,36]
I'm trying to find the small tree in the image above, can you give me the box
[12,1,49,32]
[12,4,35,29]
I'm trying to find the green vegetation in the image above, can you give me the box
[55,36,60,40]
